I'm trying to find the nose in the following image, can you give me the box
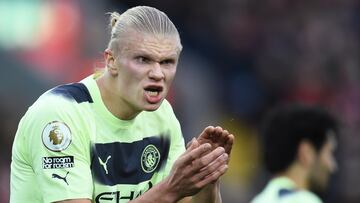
[332,160,338,173]
[149,63,164,81]
[329,157,338,174]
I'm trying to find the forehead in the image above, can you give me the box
[119,31,182,59]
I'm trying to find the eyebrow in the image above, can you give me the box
[134,51,178,61]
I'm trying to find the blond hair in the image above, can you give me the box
[107,6,182,54]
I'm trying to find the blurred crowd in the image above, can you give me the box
[1,0,360,202]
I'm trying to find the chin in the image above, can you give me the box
[309,178,328,198]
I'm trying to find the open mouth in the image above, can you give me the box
[144,86,163,97]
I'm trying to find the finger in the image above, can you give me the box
[180,143,212,165]
[196,164,228,188]
[219,129,230,145]
[225,134,234,155]
[190,139,200,150]
[198,126,215,140]
[194,153,228,181]
[214,126,223,132]
[191,147,225,172]
[203,163,228,180]
[212,126,224,141]
[186,138,198,150]
[214,126,223,136]
[186,138,193,149]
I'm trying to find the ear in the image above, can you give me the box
[298,140,316,168]
[104,49,118,75]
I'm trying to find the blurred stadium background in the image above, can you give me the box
[1,0,360,202]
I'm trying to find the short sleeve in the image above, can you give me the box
[23,95,93,202]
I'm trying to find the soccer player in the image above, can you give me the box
[10,6,234,203]
[250,104,338,203]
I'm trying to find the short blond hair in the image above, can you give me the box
[107,6,182,54]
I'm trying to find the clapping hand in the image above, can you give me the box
[189,126,234,159]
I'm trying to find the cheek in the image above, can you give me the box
[311,156,333,184]
[319,146,334,170]
[324,153,337,173]
[119,63,144,84]
[165,68,177,83]
[311,160,328,184]
[116,74,139,98]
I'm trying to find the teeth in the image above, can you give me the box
[146,91,159,96]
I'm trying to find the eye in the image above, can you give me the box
[135,56,151,64]
[160,59,175,66]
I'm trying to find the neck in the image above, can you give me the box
[278,163,309,190]
[96,73,140,120]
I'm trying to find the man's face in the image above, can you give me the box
[308,135,337,194]
[110,31,181,116]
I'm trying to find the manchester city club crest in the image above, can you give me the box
[42,121,72,152]
[141,144,160,173]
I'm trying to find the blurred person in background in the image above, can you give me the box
[251,104,338,203]
[10,6,234,203]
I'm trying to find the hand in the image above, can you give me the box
[191,126,234,159]
[186,127,234,203]
[163,139,229,201]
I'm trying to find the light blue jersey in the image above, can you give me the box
[251,177,322,203]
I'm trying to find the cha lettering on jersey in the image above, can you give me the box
[42,156,74,169]
[95,181,153,202]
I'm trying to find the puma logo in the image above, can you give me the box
[52,171,69,185]
[98,155,112,174]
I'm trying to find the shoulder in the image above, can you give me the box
[159,99,178,119]
[143,99,177,121]
[250,189,273,203]
[158,99,174,112]
[29,82,93,115]
[48,82,93,104]
[251,190,322,203]
[279,190,322,203]
[158,99,180,124]
[285,190,322,203]
[18,82,94,139]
